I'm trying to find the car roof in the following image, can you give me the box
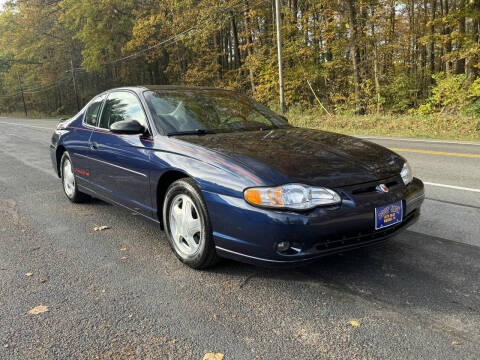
[107,85,235,93]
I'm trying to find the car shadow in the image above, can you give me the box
[74,196,480,339]
[210,231,480,338]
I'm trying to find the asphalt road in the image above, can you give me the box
[0,117,479,360]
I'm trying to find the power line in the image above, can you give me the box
[0,75,71,98]
[1,0,269,99]
[110,0,268,65]
[24,79,71,94]
[22,75,71,92]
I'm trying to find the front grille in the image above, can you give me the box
[314,209,418,252]
[349,176,401,195]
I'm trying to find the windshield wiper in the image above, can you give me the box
[167,129,216,136]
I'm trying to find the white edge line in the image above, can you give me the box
[424,182,480,193]
[358,136,480,146]
[0,121,54,130]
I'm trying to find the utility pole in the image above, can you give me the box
[275,0,285,114]
[17,73,27,117]
[71,59,80,111]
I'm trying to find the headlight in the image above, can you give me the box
[244,184,341,210]
[401,162,413,185]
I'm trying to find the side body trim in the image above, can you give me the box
[74,152,148,178]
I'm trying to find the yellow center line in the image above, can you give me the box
[389,148,480,159]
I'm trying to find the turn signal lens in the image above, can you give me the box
[244,188,263,205]
[244,184,341,210]
[244,187,283,206]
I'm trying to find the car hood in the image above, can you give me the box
[173,128,405,187]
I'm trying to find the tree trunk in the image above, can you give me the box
[444,0,452,73]
[389,0,396,74]
[244,1,256,95]
[347,0,363,114]
[430,0,437,80]
[422,0,428,94]
[467,17,479,80]
[371,7,381,114]
[456,0,466,74]
[214,31,223,80]
[230,11,242,69]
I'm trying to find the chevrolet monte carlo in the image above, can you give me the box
[50,86,425,269]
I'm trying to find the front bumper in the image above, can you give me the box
[204,177,425,267]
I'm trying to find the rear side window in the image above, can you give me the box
[99,91,147,130]
[84,95,105,126]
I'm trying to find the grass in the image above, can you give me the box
[286,111,480,141]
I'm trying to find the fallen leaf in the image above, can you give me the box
[452,341,461,345]
[27,305,48,315]
[203,353,224,360]
[87,285,95,291]
[349,320,360,327]
[120,247,127,251]
[39,279,46,283]
[25,272,33,277]
[93,226,110,231]
[213,314,218,319]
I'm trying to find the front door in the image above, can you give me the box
[88,91,154,218]
[69,94,105,191]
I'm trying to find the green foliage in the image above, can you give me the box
[419,74,473,114]
[383,74,416,114]
[0,0,480,123]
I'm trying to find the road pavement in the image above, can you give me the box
[0,117,479,359]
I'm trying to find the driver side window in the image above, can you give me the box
[99,91,148,130]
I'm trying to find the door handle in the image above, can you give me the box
[90,142,99,150]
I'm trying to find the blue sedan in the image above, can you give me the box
[50,86,425,268]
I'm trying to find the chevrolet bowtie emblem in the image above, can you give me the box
[376,184,389,193]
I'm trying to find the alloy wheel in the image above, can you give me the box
[169,194,202,257]
[63,158,75,198]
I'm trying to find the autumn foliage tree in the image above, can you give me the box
[1,0,480,116]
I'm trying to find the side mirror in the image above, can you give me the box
[110,119,146,135]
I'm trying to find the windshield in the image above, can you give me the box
[144,89,290,134]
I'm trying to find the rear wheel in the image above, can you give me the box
[163,178,218,269]
[61,152,90,203]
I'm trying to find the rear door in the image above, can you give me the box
[88,91,154,217]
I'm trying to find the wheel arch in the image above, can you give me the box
[55,145,67,178]
[156,170,190,229]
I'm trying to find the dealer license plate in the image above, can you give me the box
[375,201,403,230]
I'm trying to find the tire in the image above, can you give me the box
[163,178,218,269]
[60,151,90,203]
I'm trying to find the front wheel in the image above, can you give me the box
[163,178,218,269]
[61,151,90,203]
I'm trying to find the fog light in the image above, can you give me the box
[277,241,291,252]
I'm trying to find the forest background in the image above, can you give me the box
[1,0,479,140]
